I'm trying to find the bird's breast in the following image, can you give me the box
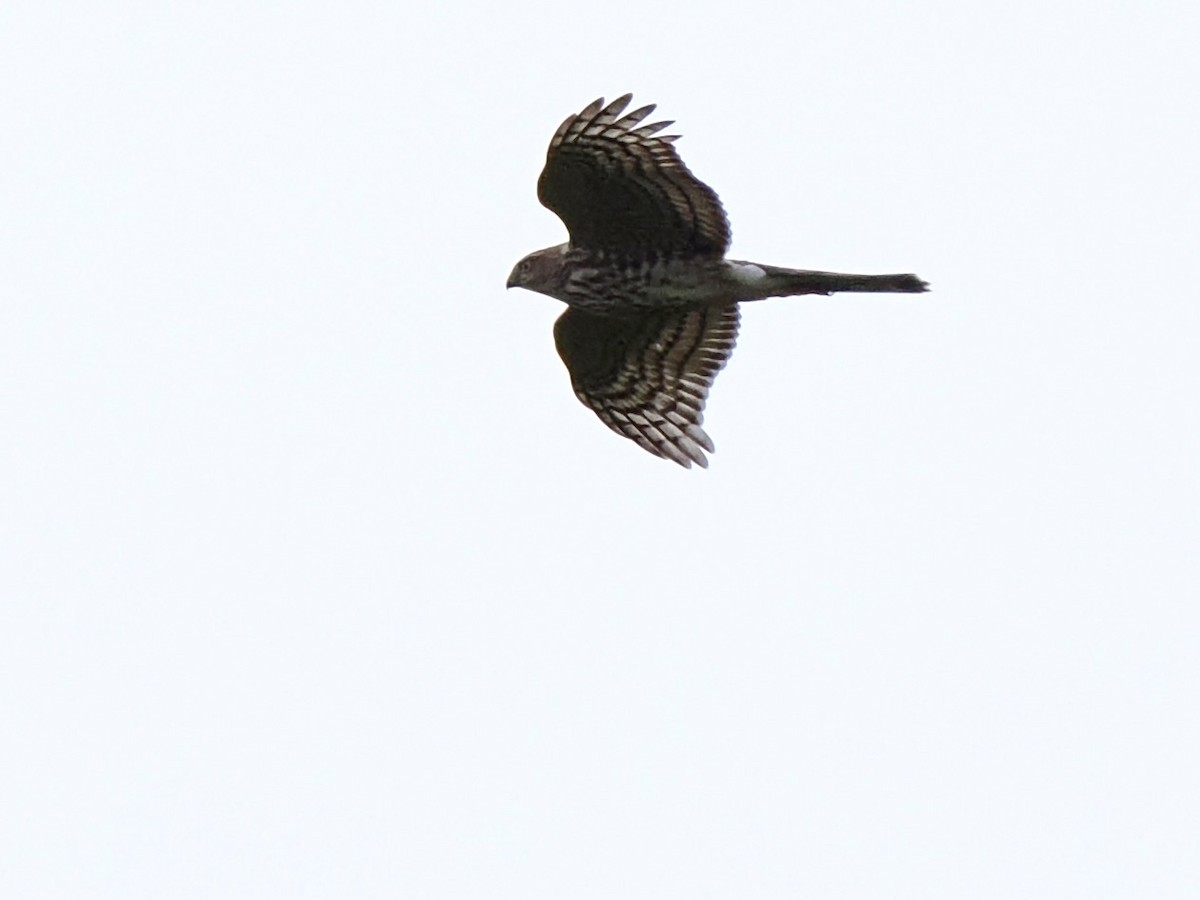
[558,255,736,313]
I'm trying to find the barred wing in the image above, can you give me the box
[553,304,741,468]
[538,95,730,260]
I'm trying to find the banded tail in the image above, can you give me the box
[748,263,929,298]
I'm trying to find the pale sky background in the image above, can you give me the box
[2,1,1197,897]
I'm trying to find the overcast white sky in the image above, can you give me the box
[2,1,1198,897]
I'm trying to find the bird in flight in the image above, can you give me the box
[507,94,928,468]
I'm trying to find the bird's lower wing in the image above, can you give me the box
[552,304,740,468]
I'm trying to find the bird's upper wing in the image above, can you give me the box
[553,304,740,468]
[537,95,731,260]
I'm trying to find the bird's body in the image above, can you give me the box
[514,243,927,313]
[507,95,928,468]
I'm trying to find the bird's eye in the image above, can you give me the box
[520,259,533,273]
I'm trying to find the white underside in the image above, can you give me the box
[729,262,767,283]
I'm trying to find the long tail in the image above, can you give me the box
[756,264,929,297]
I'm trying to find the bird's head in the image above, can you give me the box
[506,244,570,298]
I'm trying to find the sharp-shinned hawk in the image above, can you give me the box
[507,94,928,468]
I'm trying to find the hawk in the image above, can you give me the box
[507,94,928,468]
